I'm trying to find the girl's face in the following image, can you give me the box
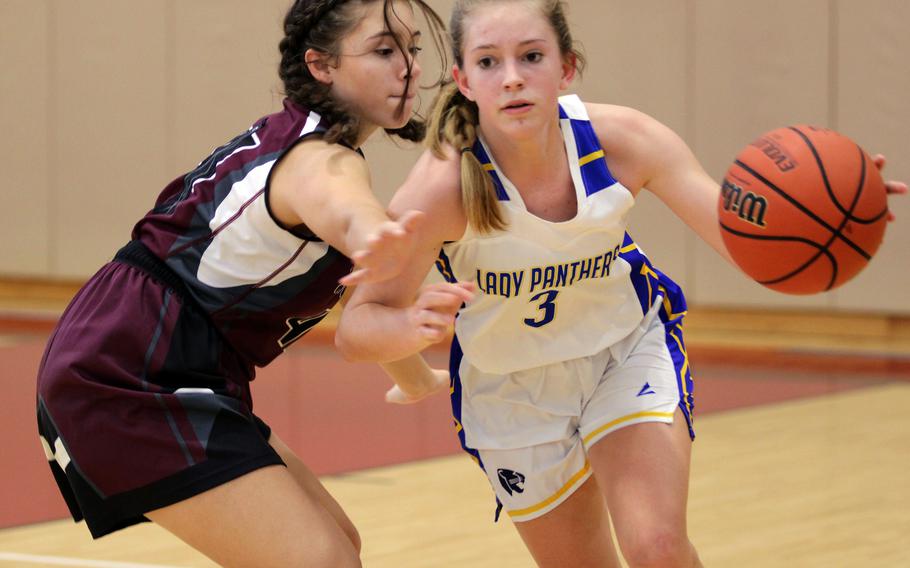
[326,0,423,137]
[453,1,574,140]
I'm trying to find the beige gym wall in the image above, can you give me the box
[1,0,907,313]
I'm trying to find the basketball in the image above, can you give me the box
[718,125,889,294]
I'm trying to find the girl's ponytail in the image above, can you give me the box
[427,82,506,233]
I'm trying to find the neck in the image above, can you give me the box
[353,123,379,148]
[479,117,565,182]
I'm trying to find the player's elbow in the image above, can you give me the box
[335,323,386,363]
[334,330,366,362]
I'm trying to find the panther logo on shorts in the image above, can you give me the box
[497,468,526,496]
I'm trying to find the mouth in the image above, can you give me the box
[502,100,533,113]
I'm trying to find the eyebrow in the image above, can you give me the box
[471,38,546,52]
[367,30,422,41]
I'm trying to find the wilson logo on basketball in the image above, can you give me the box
[720,179,768,228]
[752,137,797,172]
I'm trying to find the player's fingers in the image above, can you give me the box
[366,224,405,247]
[418,325,448,343]
[416,302,462,322]
[419,283,475,304]
[415,311,452,331]
[416,291,468,312]
[385,385,414,405]
[349,249,371,267]
[447,282,476,302]
[872,154,886,170]
[339,268,369,286]
[457,281,477,293]
[380,226,407,240]
[884,180,908,195]
[397,210,426,233]
[414,308,456,331]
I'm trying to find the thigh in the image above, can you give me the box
[268,432,360,551]
[513,476,621,568]
[477,435,620,567]
[146,463,361,568]
[579,312,694,448]
[587,409,694,550]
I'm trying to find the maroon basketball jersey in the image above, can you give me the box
[133,99,352,366]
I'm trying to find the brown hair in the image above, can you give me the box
[427,0,585,233]
[279,0,447,146]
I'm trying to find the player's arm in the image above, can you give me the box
[269,138,423,284]
[587,103,736,266]
[335,147,472,364]
[378,357,449,404]
[334,268,463,402]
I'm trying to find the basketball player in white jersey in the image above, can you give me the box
[336,1,906,566]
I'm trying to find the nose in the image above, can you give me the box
[400,50,422,82]
[502,59,524,91]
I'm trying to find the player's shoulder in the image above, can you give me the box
[283,137,369,181]
[582,102,660,138]
[581,101,681,156]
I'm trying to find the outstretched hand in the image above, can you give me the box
[385,368,450,405]
[408,281,476,344]
[873,154,908,222]
[340,210,425,286]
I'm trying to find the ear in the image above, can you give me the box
[559,54,577,91]
[305,48,334,85]
[452,64,475,101]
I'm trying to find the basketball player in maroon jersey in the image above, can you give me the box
[35,1,470,566]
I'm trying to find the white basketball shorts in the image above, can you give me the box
[450,306,695,523]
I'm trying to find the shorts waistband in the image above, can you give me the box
[113,240,191,299]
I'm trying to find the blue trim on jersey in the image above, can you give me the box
[435,248,457,284]
[449,335,503,519]
[664,320,696,439]
[620,232,687,326]
[620,232,695,437]
[473,101,618,201]
[472,140,509,201]
[568,118,618,197]
[450,336,484,465]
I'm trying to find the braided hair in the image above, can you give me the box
[278,0,446,146]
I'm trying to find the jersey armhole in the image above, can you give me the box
[263,132,363,241]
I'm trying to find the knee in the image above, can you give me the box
[619,525,694,568]
[331,514,362,554]
[347,525,363,554]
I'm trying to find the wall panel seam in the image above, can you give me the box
[46,0,57,274]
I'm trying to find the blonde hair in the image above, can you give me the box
[426,0,586,233]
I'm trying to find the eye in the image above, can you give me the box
[525,51,543,63]
[478,56,495,69]
[409,45,423,56]
[375,47,395,57]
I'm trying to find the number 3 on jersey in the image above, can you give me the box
[524,290,559,328]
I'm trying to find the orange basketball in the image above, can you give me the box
[718,125,888,294]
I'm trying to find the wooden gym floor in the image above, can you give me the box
[0,281,908,567]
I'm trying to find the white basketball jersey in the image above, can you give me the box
[437,95,685,375]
